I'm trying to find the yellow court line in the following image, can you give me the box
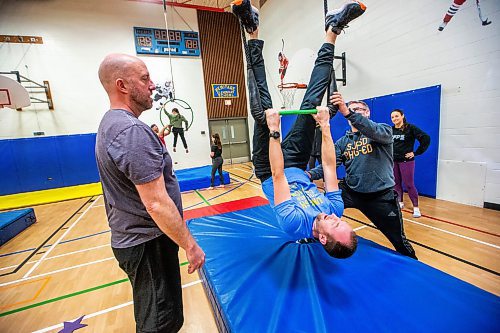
[0,183,103,211]
[0,277,51,310]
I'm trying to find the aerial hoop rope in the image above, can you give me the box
[156,0,194,130]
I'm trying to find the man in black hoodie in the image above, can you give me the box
[309,97,417,259]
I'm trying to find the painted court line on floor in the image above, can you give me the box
[0,277,51,310]
[403,217,500,249]
[403,209,500,238]
[0,262,189,318]
[0,244,109,272]
[0,257,115,288]
[32,280,203,333]
[228,173,260,190]
[353,226,368,231]
[23,196,102,279]
[0,230,110,259]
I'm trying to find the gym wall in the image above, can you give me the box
[198,11,248,119]
[261,0,500,206]
[0,0,215,170]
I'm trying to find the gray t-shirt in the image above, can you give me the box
[95,109,182,248]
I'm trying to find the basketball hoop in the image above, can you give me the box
[278,83,307,109]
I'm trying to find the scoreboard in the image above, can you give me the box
[134,27,200,57]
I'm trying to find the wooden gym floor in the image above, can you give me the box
[0,162,498,332]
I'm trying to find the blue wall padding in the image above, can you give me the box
[14,136,65,191]
[281,85,440,197]
[0,133,230,195]
[0,208,36,245]
[188,205,499,333]
[0,134,100,195]
[55,135,101,186]
[175,165,230,192]
[0,140,22,195]
[368,85,441,198]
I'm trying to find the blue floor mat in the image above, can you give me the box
[175,165,230,192]
[187,205,499,333]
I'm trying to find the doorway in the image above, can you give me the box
[208,118,250,164]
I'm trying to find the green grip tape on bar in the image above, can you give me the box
[278,109,317,116]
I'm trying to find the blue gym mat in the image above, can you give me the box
[175,165,230,192]
[0,208,36,246]
[187,205,500,333]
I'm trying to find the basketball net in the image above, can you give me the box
[278,83,307,109]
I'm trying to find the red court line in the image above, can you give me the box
[402,209,500,238]
[184,196,269,221]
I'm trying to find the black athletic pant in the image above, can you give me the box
[112,234,183,332]
[248,39,336,182]
[210,156,224,187]
[340,181,417,259]
[172,127,188,149]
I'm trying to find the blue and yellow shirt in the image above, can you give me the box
[262,167,344,239]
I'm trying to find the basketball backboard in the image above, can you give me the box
[0,75,30,109]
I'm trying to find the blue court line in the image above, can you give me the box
[0,230,111,258]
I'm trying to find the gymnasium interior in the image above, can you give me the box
[0,0,499,332]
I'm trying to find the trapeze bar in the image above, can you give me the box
[279,109,317,115]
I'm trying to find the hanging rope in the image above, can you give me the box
[239,21,251,66]
[323,0,328,17]
[162,0,176,99]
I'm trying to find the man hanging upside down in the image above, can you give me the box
[232,0,366,258]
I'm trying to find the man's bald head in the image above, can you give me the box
[98,53,144,94]
[98,53,155,115]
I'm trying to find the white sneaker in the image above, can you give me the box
[399,202,404,209]
[413,207,421,218]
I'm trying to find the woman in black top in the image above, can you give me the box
[209,133,225,189]
[391,109,431,218]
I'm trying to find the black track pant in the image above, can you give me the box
[340,182,417,259]
[172,127,188,149]
[210,156,224,187]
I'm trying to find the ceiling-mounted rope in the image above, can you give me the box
[163,0,176,98]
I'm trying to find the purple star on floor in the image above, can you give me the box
[58,315,88,333]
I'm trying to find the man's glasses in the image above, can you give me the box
[349,107,367,112]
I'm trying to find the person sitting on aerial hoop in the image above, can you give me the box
[232,0,366,258]
[165,108,189,153]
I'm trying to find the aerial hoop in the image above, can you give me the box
[158,97,194,130]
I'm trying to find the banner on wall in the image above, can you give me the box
[212,84,238,98]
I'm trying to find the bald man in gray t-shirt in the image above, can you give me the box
[96,53,204,333]
[96,108,182,248]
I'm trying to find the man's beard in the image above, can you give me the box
[130,87,153,111]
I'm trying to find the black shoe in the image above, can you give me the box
[231,0,259,34]
[325,1,366,34]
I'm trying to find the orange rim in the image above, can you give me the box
[278,83,307,89]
